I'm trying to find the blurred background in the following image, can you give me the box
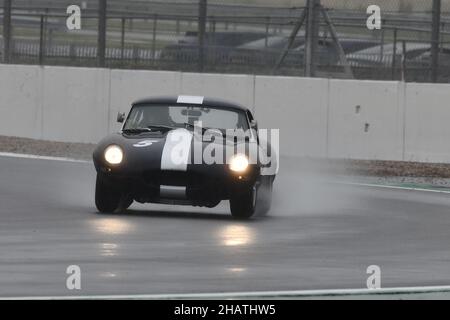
[1,0,449,82]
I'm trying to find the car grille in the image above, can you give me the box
[143,170,203,187]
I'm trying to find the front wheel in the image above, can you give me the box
[95,174,123,213]
[230,186,257,220]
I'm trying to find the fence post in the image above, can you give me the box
[69,43,76,62]
[304,0,319,77]
[265,17,270,48]
[39,15,45,65]
[3,0,12,63]
[133,45,138,65]
[121,17,125,61]
[431,0,441,83]
[391,28,397,80]
[152,14,158,64]
[401,40,406,82]
[198,0,207,72]
[98,0,107,67]
[176,18,180,35]
[379,20,385,63]
[211,16,216,34]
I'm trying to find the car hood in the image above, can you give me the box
[93,128,259,172]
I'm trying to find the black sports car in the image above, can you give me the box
[93,95,277,219]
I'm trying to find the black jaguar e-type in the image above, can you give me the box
[93,95,277,219]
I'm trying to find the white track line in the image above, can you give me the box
[338,181,450,194]
[0,152,89,164]
[2,285,450,300]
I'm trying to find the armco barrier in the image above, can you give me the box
[1,63,450,163]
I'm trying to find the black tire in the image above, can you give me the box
[256,177,273,216]
[119,197,133,211]
[95,174,122,213]
[230,186,257,220]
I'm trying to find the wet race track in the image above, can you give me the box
[1,155,450,297]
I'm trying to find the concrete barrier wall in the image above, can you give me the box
[254,76,328,158]
[42,67,111,144]
[328,80,404,161]
[0,64,42,139]
[2,63,450,163]
[404,83,450,163]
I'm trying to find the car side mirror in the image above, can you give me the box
[117,112,126,123]
[249,120,259,143]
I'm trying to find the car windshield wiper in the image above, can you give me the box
[183,122,210,133]
[146,125,174,132]
[122,127,152,133]
[123,125,173,134]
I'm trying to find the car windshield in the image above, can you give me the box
[123,104,250,131]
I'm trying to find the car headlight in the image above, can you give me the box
[229,154,249,173]
[104,145,123,165]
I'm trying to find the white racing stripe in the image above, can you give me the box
[0,152,89,164]
[2,285,450,300]
[161,128,193,171]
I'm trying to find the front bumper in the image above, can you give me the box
[96,164,260,206]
